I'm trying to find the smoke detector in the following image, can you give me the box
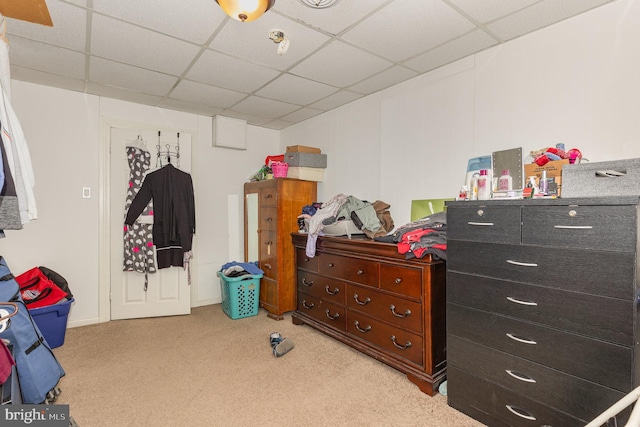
[268,29,290,55]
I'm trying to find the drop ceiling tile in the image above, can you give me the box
[448,0,540,24]
[169,80,247,109]
[290,40,392,88]
[8,37,86,80]
[158,99,223,117]
[256,74,338,105]
[261,119,293,130]
[5,0,87,51]
[208,12,330,71]
[487,0,615,41]
[89,57,178,96]
[92,0,225,45]
[341,0,476,63]
[10,65,86,93]
[307,90,364,111]
[232,96,300,119]
[273,0,388,35]
[87,82,163,106]
[91,13,201,76]
[186,50,280,94]
[349,66,418,95]
[280,107,324,123]
[404,29,499,73]
[218,110,274,126]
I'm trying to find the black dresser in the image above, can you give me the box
[445,197,639,426]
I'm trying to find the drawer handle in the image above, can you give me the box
[390,304,411,318]
[327,263,334,268]
[354,320,371,333]
[356,269,365,275]
[265,241,273,246]
[353,294,371,305]
[390,335,412,350]
[301,300,314,309]
[303,258,311,263]
[301,278,314,287]
[265,217,273,222]
[506,260,538,267]
[505,405,536,421]
[325,309,340,320]
[394,278,402,284]
[325,286,339,295]
[264,194,273,199]
[505,370,537,383]
[506,297,538,306]
[506,333,537,345]
[264,263,272,270]
[553,225,593,230]
[467,221,494,226]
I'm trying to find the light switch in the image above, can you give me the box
[82,187,91,199]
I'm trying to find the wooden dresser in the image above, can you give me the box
[446,197,640,426]
[291,233,447,395]
[244,179,317,320]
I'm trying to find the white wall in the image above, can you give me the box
[282,0,640,226]
[0,82,279,327]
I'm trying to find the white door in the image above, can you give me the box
[109,126,192,320]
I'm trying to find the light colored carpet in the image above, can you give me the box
[52,305,484,427]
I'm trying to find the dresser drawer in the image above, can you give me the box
[447,366,587,427]
[448,335,626,422]
[379,263,422,300]
[297,293,346,332]
[260,207,278,232]
[347,311,423,367]
[259,186,277,207]
[296,247,318,272]
[447,205,521,244]
[259,231,278,280]
[297,271,345,306]
[447,272,633,346]
[447,304,633,391]
[318,254,379,287]
[522,205,637,252]
[346,284,422,333]
[447,240,635,299]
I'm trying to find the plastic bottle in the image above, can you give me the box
[470,177,478,200]
[498,169,513,191]
[477,169,491,200]
[540,170,549,195]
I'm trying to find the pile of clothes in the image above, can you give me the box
[375,211,447,261]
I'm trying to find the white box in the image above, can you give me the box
[287,167,324,182]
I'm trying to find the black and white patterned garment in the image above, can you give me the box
[123,146,156,280]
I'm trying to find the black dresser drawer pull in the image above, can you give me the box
[301,300,314,309]
[325,286,339,295]
[506,296,538,306]
[354,320,371,333]
[353,294,371,305]
[506,260,538,267]
[553,225,593,229]
[467,221,494,226]
[506,333,537,345]
[505,405,536,421]
[325,309,340,320]
[390,304,411,318]
[390,335,412,350]
[505,369,537,383]
[301,278,314,287]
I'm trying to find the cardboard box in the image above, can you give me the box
[287,166,324,182]
[284,152,327,168]
[285,145,321,154]
[562,158,640,198]
[524,159,569,196]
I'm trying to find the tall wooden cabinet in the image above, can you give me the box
[244,178,317,320]
[446,197,639,426]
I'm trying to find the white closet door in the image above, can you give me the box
[109,126,192,320]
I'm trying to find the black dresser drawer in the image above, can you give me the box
[522,205,637,252]
[447,205,521,244]
[447,240,635,299]
[447,366,587,427]
[447,272,633,346]
[448,335,627,422]
[447,304,633,391]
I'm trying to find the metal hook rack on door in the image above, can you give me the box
[156,131,181,168]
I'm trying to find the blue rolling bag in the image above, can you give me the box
[0,256,65,404]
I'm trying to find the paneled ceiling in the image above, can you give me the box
[3,0,616,129]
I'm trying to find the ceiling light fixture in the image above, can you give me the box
[298,0,342,8]
[215,0,276,22]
